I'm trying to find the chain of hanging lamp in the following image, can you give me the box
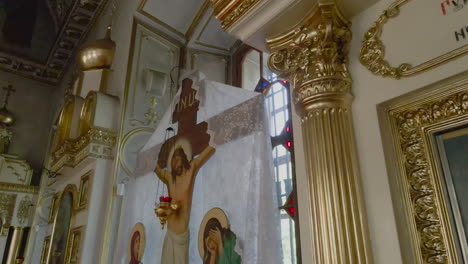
[154,66,181,229]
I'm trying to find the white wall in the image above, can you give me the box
[349,0,468,263]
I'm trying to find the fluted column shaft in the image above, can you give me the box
[301,95,370,263]
[267,1,373,263]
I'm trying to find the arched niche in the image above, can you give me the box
[52,96,84,151]
[78,91,119,134]
[47,184,77,264]
[79,91,97,136]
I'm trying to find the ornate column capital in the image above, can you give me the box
[267,1,352,113]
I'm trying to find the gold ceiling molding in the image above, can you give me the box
[210,0,262,30]
[138,0,212,43]
[378,72,468,263]
[137,0,185,39]
[194,14,236,52]
[138,0,233,52]
[0,0,109,84]
[360,0,468,79]
[186,0,212,40]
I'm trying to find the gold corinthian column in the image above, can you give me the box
[267,1,373,263]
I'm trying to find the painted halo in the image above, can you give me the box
[167,137,193,173]
[128,222,146,262]
[198,208,230,258]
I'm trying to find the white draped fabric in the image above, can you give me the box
[113,71,283,264]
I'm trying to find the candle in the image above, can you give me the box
[160,196,172,203]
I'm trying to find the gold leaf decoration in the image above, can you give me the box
[393,90,468,263]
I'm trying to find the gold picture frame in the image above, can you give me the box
[48,184,78,264]
[78,170,93,210]
[48,193,58,223]
[360,0,468,79]
[378,70,468,263]
[66,225,85,264]
[40,236,51,264]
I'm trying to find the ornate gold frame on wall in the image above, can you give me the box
[360,0,468,79]
[378,70,468,263]
[40,235,51,264]
[47,184,78,264]
[78,170,93,210]
[48,193,59,223]
[66,225,85,264]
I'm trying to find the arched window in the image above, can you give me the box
[235,45,300,264]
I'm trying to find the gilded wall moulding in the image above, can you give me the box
[210,0,262,30]
[379,72,468,263]
[360,0,468,79]
[17,196,33,225]
[0,0,109,84]
[267,2,352,111]
[51,126,117,171]
[0,193,17,236]
[0,183,39,194]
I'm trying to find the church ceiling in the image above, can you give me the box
[137,0,238,54]
[0,0,109,84]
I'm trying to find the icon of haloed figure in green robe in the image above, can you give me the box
[198,208,241,264]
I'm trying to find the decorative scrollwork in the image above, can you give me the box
[360,0,468,79]
[17,196,33,225]
[210,0,262,30]
[220,0,261,30]
[51,126,117,171]
[0,193,17,235]
[267,5,352,108]
[393,89,468,263]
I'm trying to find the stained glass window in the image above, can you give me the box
[237,45,299,264]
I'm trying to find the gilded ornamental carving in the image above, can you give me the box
[0,193,17,236]
[17,196,33,225]
[51,126,117,171]
[360,0,468,79]
[379,73,468,263]
[0,183,39,194]
[267,2,352,111]
[393,90,468,263]
[210,0,262,30]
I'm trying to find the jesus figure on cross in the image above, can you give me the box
[154,140,215,264]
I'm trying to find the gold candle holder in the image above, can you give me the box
[154,196,179,229]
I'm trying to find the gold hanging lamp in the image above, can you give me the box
[0,85,15,126]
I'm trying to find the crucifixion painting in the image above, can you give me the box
[154,78,215,264]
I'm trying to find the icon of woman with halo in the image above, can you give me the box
[199,208,241,264]
[129,223,145,264]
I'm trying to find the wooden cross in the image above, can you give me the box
[157,78,210,168]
